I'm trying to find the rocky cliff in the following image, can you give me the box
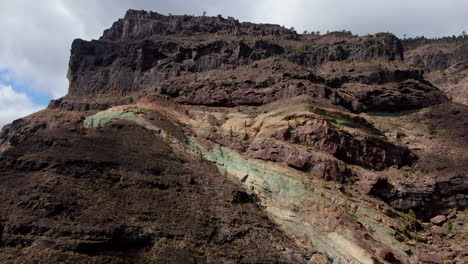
[403,37,468,104]
[1,10,467,264]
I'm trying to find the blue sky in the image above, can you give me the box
[0,70,51,106]
[0,0,467,129]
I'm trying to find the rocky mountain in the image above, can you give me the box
[403,36,468,104]
[1,10,467,264]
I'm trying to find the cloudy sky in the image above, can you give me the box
[0,0,467,128]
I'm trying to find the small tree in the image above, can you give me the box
[202,11,206,16]
[406,209,420,231]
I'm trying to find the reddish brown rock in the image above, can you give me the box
[419,252,444,264]
[291,120,415,170]
[430,215,447,225]
[247,140,353,182]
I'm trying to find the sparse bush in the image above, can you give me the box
[164,133,171,143]
[300,43,310,52]
[290,133,298,144]
[445,221,453,234]
[76,126,86,135]
[128,97,134,104]
[342,203,350,213]
[405,209,420,231]
[344,183,353,198]
[426,124,436,135]
[336,119,346,128]
[53,112,63,120]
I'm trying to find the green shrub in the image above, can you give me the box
[426,124,436,135]
[164,133,171,143]
[76,127,86,135]
[406,209,420,231]
[336,119,346,128]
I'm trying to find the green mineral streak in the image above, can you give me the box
[188,138,348,263]
[188,136,410,263]
[84,112,149,129]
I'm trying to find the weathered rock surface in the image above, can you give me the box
[66,9,445,115]
[430,215,447,225]
[0,118,310,263]
[403,37,468,104]
[101,10,298,41]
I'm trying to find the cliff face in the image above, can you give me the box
[100,10,297,41]
[1,10,467,264]
[67,10,407,99]
[403,37,468,104]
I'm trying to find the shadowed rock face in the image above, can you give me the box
[1,10,467,264]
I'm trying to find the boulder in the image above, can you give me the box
[430,215,447,225]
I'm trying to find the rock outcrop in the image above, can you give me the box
[403,37,468,104]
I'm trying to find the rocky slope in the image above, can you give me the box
[403,37,468,104]
[1,10,467,264]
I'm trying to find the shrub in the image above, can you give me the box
[406,209,420,231]
[336,119,346,128]
[164,133,171,143]
[76,127,86,135]
[426,124,436,135]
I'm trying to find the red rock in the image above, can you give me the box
[419,252,443,264]
[430,215,447,225]
[359,171,379,188]
[376,247,392,260]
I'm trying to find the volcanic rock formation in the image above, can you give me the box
[1,10,467,264]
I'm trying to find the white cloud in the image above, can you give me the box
[249,0,468,37]
[0,0,89,98]
[0,84,44,129]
